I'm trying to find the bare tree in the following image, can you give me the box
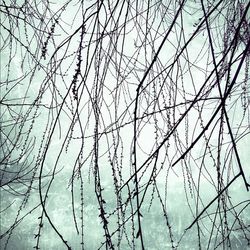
[1,0,249,249]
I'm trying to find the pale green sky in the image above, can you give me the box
[1,1,249,249]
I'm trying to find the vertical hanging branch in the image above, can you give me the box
[79,169,85,249]
[132,2,185,247]
[92,2,114,248]
[72,24,86,101]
